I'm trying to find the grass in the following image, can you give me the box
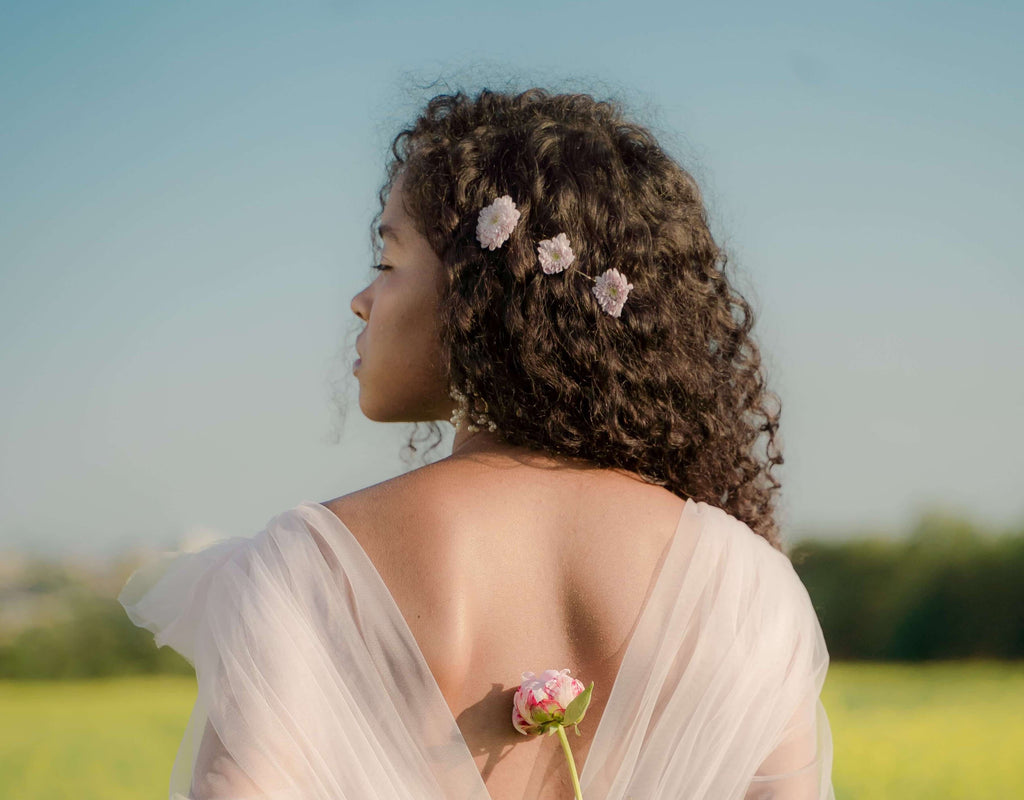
[0,675,195,800]
[2,662,1023,799]
[822,661,1024,799]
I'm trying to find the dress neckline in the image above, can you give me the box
[296,497,700,796]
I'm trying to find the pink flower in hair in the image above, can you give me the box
[537,233,575,274]
[476,195,520,250]
[592,268,634,318]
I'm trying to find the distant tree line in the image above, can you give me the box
[0,556,193,679]
[0,511,1021,679]
[791,513,1024,660]
[0,589,193,679]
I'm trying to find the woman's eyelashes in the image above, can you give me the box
[371,263,392,271]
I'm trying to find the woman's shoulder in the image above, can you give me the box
[317,460,689,662]
[317,463,472,588]
[313,461,800,592]
[315,467,794,611]
[318,457,691,574]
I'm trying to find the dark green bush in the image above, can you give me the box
[791,513,1024,661]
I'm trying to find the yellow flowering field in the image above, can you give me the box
[1,662,1022,799]
[0,675,195,800]
[823,661,1024,798]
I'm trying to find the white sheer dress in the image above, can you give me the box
[119,498,834,799]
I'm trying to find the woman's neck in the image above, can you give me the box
[448,427,640,482]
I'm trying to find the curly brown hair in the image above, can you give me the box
[379,88,785,548]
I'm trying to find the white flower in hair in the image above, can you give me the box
[476,195,521,250]
[537,233,575,274]
[592,268,634,318]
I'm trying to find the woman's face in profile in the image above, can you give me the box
[350,175,451,423]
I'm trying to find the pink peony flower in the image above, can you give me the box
[512,668,589,736]
[591,268,634,318]
[513,669,594,800]
[537,232,575,274]
[476,195,521,250]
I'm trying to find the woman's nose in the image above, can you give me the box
[350,286,370,322]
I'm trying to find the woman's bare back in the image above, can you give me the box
[323,453,689,800]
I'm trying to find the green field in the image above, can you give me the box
[822,661,1024,799]
[2,662,1022,799]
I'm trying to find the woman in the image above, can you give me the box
[121,88,833,799]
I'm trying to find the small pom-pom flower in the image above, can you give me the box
[476,195,521,250]
[537,233,575,274]
[512,669,591,736]
[592,268,634,318]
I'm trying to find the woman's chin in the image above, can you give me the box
[357,394,397,423]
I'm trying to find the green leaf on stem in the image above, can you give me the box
[563,682,594,727]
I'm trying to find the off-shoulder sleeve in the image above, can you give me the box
[577,500,835,800]
[118,504,486,800]
[119,536,250,662]
[743,550,834,800]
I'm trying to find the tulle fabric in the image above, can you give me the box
[576,500,834,800]
[120,499,834,799]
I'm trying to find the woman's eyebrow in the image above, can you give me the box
[377,223,401,243]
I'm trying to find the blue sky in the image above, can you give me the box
[1,0,1021,554]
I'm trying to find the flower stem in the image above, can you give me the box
[555,724,583,800]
